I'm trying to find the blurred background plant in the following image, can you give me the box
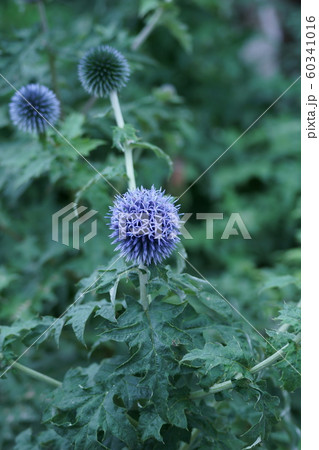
[0,0,300,448]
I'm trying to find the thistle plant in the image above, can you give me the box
[78,45,135,190]
[9,83,60,134]
[0,3,301,449]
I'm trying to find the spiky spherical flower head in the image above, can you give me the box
[108,187,181,266]
[9,84,60,134]
[78,45,130,98]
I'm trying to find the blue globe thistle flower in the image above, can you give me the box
[9,84,60,134]
[78,45,130,98]
[108,187,181,266]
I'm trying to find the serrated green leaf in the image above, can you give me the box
[95,300,116,323]
[135,141,173,174]
[259,275,298,293]
[112,124,138,152]
[166,388,189,429]
[14,429,36,450]
[76,257,127,297]
[161,7,192,53]
[0,138,54,193]
[188,291,232,321]
[61,137,105,159]
[0,266,17,291]
[47,367,138,449]
[138,0,160,18]
[60,113,85,140]
[101,297,191,419]
[0,317,55,354]
[181,338,247,379]
[66,303,97,345]
[139,407,165,442]
[275,303,301,333]
[112,125,173,174]
[14,429,68,450]
[240,386,280,445]
[53,318,65,347]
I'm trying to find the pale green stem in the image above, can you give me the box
[5,360,142,432]
[38,0,49,34]
[38,0,59,98]
[250,343,289,374]
[109,90,136,190]
[109,90,125,128]
[7,359,62,388]
[8,359,140,429]
[109,91,147,308]
[190,335,300,399]
[131,8,163,51]
[139,263,149,310]
[124,146,136,191]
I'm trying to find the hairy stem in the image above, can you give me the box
[109,91,147,309]
[139,263,149,310]
[190,336,300,399]
[1,356,62,388]
[250,343,289,374]
[38,131,47,148]
[5,358,144,433]
[109,90,125,128]
[124,145,136,191]
[109,90,136,190]
[131,8,163,51]
[38,0,59,98]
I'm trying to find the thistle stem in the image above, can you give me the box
[109,90,125,128]
[109,90,136,190]
[124,146,136,191]
[38,131,47,147]
[38,0,49,33]
[131,8,163,51]
[139,263,149,310]
[190,336,300,399]
[38,0,59,98]
[0,354,62,388]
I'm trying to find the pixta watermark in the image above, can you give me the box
[52,207,251,249]
[181,213,251,240]
[115,212,251,240]
[52,203,98,249]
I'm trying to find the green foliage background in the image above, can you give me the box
[0,0,300,449]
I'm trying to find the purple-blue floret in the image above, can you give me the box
[108,187,181,265]
[9,84,60,134]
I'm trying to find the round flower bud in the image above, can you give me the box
[78,45,130,98]
[108,187,181,266]
[9,84,60,134]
